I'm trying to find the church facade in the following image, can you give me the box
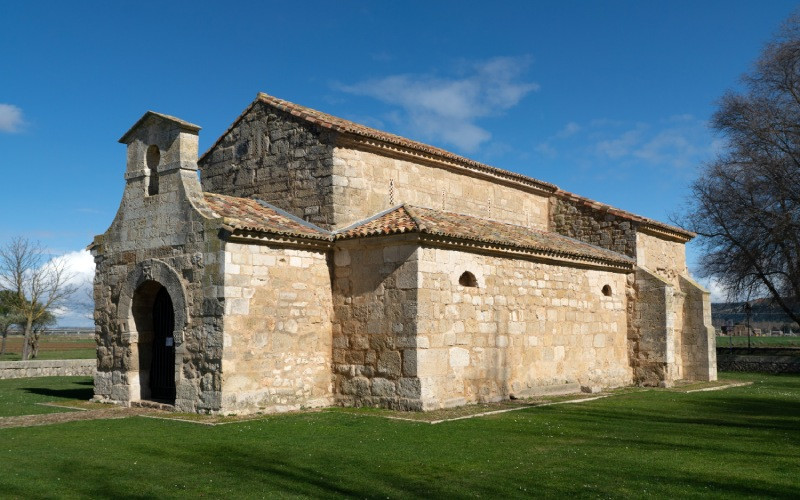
[90,93,716,414]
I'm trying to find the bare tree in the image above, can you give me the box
[0,237,76,360]
[681,14,800,324]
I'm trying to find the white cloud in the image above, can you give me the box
[556,122,581,139]
[700,277,730,303]
[595,125,647,159]
[48,249,95,327]
[537,114,716,175]
[0,103,25,133]
[338,56,539,152]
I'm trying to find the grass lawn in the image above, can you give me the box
[716,335,800,348]
[0,376,91,417]
[0,372,798,498]
[0,336,95,361]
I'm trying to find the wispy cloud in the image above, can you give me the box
[0,103,25,133]
[537,115,715,175]
[337,56,539,152]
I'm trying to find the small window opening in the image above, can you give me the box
[602,284,612,297]
[146,145,160,196]
[459,271,478,288]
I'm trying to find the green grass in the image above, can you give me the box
[716,335,800,348]
[0,376,90,417]
[0,372,798,498]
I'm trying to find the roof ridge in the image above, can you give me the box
[400,204,633,264]
[400,204,428,233]
[253,92,557,192]
[333,204,412,235]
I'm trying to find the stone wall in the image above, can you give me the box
[628,268,676,386]
[94,115,226,413]
[332,147,550,230]
[0,359,95,379]
[199,101,337,228]
[679,275,717,380]
[716,348,800,373]
[550,196,638,257]
[331,238,421,410]
[416,247,631,409]
[629,233,716,384]
[635,232,687,279]
[220,242,333,414]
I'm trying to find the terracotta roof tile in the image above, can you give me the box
[197,93,692,241]
[198,92,557,193]
[336,205,418,238]
[203,192,331,240]
[337,204,633,266]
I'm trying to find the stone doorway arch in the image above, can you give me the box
[117,259,188,405]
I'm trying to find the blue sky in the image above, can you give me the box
[1,0,797,324]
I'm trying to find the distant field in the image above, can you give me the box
[0,336,95,361]
[716,335,800,348]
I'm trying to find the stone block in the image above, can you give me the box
[449,347,470,368]
[377,351,402,378]
[341,376,370,396]
[371,378,396,397]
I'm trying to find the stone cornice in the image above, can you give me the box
[637,223,694,243]
[418,234,635,273]
[222,227,333,251]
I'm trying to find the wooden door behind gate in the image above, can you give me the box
[150,287,176,403]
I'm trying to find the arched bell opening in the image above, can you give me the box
[130,280,176,404]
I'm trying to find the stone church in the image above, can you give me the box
[90,92,716,414]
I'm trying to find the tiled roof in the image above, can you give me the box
[203,192,331,240]
[338,204,633,266]
[336,205,419,238]
[198,92,557,193]
[202,191,632,266]
[197,93,692,240]
[555,190,695,239]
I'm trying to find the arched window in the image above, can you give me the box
[602,284,612,297]
[459,271,478,288]
[146,145,160,196]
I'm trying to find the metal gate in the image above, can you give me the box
[150,287,176,403]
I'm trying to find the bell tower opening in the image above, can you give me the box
[146,145,160,196]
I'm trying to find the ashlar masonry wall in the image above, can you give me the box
[331,237,422,410]
[416,247,632,409]
[94,117,227,413]
[220,242,334,414]
[635,232,716,383]
[332,146,551,230]
[549,196,638,257]
[199,101,337,228]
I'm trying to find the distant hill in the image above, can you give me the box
[712,298,799,331]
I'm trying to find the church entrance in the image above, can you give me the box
[149,287,176,403]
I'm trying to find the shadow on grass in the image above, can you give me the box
[40,439,800,499]
[24,386,94,401]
